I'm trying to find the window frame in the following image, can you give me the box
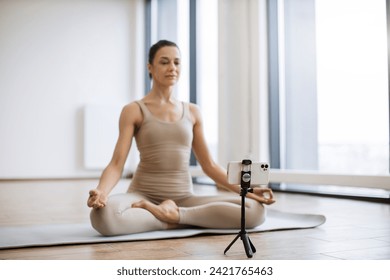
[267,0,390,200]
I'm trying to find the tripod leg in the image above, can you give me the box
[224,233,240,255]
[241,233,254,258]
[248,236,256,253]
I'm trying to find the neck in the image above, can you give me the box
[149,84,175,103]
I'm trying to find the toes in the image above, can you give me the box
[131,200,146,208]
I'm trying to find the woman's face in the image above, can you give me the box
[148,46,181,87]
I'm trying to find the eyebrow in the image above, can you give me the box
[159,56,180,61]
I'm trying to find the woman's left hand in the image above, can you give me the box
[251,187,276,205]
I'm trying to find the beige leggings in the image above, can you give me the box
[90,192,266,236]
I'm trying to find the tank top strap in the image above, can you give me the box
[135,100,152,120]
[183,102,191,120]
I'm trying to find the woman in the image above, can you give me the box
[87,40,275,236]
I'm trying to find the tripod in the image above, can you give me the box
[224,160,256,258]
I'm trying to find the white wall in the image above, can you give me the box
[0,0,145,179]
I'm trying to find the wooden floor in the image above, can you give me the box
[0,179,389,260]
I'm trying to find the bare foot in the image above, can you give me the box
[132,199,180,224]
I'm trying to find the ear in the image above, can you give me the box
[147,63,152,77]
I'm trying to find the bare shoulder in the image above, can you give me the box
[120,101,143,127]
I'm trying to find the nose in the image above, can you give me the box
[168,62,177,71]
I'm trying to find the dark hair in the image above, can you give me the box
[148,40,179,78]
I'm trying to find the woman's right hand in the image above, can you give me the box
[87,189,108,209]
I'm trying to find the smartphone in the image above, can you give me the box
[227,161,270,185]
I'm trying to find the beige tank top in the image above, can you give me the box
[128,100,194,202]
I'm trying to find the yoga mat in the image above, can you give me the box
[0,210,325,249]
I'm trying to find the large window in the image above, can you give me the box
[267,0,390,199]
[316,0,389,175]
[273,0,389,176]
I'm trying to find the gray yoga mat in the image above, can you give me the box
[0,210,325,249]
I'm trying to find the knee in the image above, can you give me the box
[90,206,118,236]
[245,199,266,228]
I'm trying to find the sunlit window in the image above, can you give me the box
[316,0,389,175]
[276,0,389,176]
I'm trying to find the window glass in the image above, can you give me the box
[316,0,389,174]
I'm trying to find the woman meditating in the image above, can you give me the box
[87,40,275,236]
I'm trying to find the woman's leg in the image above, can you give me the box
[177,194,266,229]
[90,192,169,236]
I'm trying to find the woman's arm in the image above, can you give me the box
[87,102,142,209]
[190,104,275,205]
